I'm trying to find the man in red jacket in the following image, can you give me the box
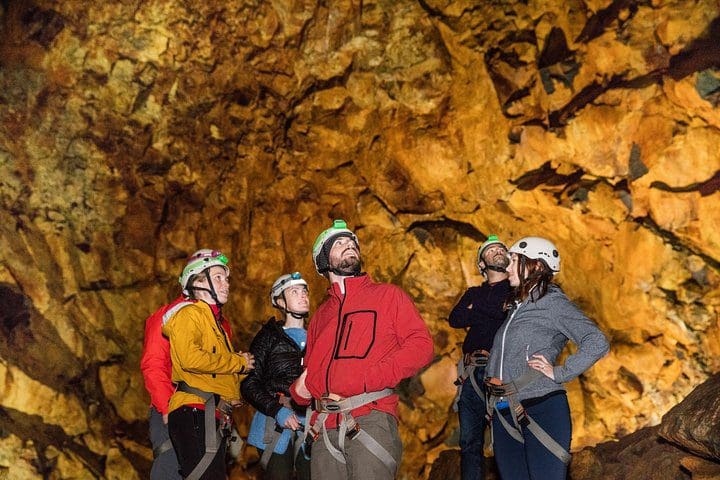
[291,219,434,480]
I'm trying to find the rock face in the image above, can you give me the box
[570,374,720,480]
[659,373,720,462]
[0,0,718,478]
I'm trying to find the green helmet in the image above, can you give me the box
[312,219,359,275]
[179,249,229,295]
[476,235,507,274]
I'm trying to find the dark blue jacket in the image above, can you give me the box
[449,279,511,354]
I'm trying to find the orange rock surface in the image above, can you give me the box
[0,0,718,478]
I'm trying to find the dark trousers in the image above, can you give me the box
[256,445,311,480]
[149,407,182,480]
[491,391,572,480]
[458,367,487,480]
[168,406,227,480]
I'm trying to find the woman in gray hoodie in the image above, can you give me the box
[484,236,609,480]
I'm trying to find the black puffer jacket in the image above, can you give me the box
[240,318,305,418]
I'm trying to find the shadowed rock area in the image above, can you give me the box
[0,0,719,478]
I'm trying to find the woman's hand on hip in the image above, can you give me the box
[528,354,555,380]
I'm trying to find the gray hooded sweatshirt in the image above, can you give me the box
[485,284,610,401]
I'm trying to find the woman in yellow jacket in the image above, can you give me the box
[162,249,254,479]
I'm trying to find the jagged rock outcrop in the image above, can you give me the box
[0,0,718,478]
[570,373,720,479]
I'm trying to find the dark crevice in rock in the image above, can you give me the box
[575,0,637,44]
[538,27,574,69]
[0,406,104,478]
[649,170,720,197]
[667,17,720,81]
[20,6,65,48]
[658,287,682,307]
[618,366,644,395]
[0,283,84,392]
[549,17,719,127]
[407,218,485,243]
[390,252,417,296]
[548,74,623,127]
[415,0,448,21]
[510,161,584,192]
[635,216,720,272]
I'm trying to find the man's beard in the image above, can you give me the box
[332,256,362,276]
[487,252,510,270]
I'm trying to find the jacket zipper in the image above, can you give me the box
[325,293,346,395]
[499,302,521,382]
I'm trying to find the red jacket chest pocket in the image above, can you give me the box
[336,310,377,359]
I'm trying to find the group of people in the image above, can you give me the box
[451,235,609,480]
[140,219,609,480]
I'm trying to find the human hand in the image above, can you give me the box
[162,413,169,425]
[241,352,255,371]
[528,354,555,380]
[284,413,301,430]
[293,370,311,399]
[275,407,301,431]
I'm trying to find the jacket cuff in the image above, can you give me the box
[236,353,248,373]
[290,381,311,405]
[267,402,282,419]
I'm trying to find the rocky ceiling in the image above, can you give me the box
[0,0,719,478]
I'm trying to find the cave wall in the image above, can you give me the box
[0,0,719,478]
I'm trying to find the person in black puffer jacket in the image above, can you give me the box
[241,272,311,480]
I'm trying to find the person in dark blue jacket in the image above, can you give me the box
[449,235,512,480]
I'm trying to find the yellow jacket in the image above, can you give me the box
[162,302,248,412]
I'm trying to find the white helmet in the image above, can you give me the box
[179,249,230,295]
[270,272,308,308]
[509,237,560,274]
[312,219,359,275]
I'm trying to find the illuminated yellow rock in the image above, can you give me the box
[0,0,718,478]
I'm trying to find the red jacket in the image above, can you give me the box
[291,274,433,428]
[140,297,235,414]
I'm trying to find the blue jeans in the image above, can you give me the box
[148,407,181,480]
[491,391,571,480]
[458,367,487,480]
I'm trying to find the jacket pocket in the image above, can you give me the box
[336,310,376,359]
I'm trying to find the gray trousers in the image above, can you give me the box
[148,406,182,480]
[310,410,402,480]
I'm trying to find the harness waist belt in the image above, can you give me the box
[303,389,397,473]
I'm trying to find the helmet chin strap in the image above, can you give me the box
[486,265,508,273]
[286,309,309,320]
[187,270,224,322]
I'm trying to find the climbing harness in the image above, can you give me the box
[484,370,571,465]
[300,389,397,473]
[175,382,234,480]
[452,349,489,411]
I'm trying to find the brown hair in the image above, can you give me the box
[504,255,555,309]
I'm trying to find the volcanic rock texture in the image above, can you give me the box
[0,0,718,478]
